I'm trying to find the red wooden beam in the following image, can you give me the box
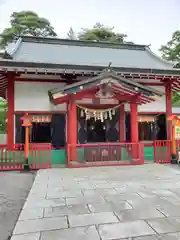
[53,86,99,104]
[140,82,164,86]
[112,84,154,103]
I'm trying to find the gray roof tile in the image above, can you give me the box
[6,36,174,70]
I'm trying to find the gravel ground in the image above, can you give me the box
[0,171,35,240]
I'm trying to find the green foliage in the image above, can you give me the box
[159,31,180,62]
[77,23,127,43]
[172,92,180,107]
[0,100,7,133]
[0,11,57,48]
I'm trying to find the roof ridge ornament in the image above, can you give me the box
[103,62,112,73]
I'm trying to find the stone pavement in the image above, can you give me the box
[0,171,35,240]
[10,164,180,239]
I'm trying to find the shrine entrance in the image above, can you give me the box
[87,119,106,143]
[48,69,163,167]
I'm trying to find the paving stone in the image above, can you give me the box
[133,236,160,240]
[137,191,156,198]
[44,204,89,218]
[74,182,96,189]
[40,225,100,240]
[82,188,117,197]
[23,198,65,209]
[94,183,116,189]
[47,190,83,199]
[13,216,68,235]
[88,201,132,213]
[162,232,180,239]
[152,190,178,198]
[146,218,180,234]
[168,188,180,194]
[11,232,40,240]
[157,205,180,217]
[127,197,173,209]
[66,196,105,205]
[161,196,180,206]
[116,207,165,221]
[104,193,142,203]
[98,220,156,239]
[68,212,119,227]
[19,208,44,220]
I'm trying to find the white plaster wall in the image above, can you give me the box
[138,86,165,112]
[138,95,166,112]
[137,85,180,113]
[14,82,180,114]
[15,82,66,111]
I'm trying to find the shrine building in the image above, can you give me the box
[0,36,180,167]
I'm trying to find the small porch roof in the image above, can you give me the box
[49,69,163,105]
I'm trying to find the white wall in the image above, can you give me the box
[138,85,180,113]
[138,96,166,112]
[14,82,180,114]
[15,82,66,111]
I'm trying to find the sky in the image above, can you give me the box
[0,0,179,55]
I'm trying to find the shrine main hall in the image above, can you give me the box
[0,36,180,167]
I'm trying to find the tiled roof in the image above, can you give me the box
[5,36,174,70]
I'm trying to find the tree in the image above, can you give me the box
[159,31,180,62]
[172,92,180,107]
[78,23,127,43]
[0,11,57,48]
[67,27,76,40]
[0,100,7,133]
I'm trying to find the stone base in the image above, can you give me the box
[24,158,30,170]
[171,154,177,164]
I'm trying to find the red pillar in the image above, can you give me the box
[130,103,138,142]
[130,103,139,161]
[165,83,172,140]
[67,100,77,161]
[7,74,14,149]
[119,104,125,142]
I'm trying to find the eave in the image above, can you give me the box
[49,70,163,105]
[0,60,180,99]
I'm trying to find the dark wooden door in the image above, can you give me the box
[51,114,66,148]
[77,108,87,144]
[106,109,120,142]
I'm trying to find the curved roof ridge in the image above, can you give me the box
[145,46,175,68]
[5,37,22,58]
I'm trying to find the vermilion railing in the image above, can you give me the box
[154,140,171,163]
[30,143,52,169]
[0,143,52,171]
[67,142,144,168]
